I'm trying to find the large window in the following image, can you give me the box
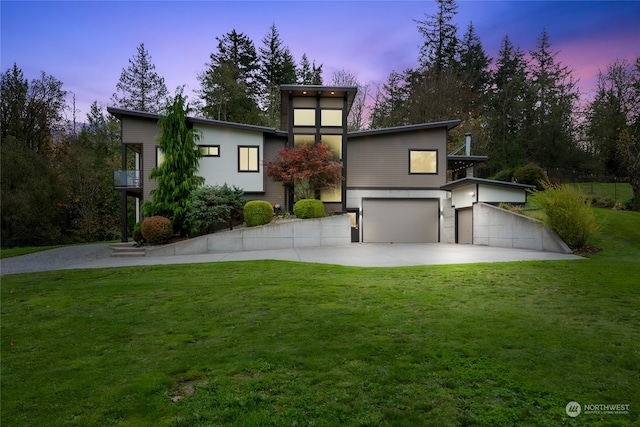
[321,134,342,158]
[294,109,315,126]
[238,146,259,172]
[321,109,342,127]
[294,134,315,147]
[409,150,438,174]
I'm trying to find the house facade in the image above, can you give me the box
[109,84,534,247]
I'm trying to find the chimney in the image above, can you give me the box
[465,133,474,177]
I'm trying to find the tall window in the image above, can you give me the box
[156,146,165,167]
[238,146,259,172]
[409,150,437,174]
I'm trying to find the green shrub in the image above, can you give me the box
[140,216,173,245]
[529,183,600,249]
[243,200,274,227]
[294,199,325,219]
[491,167,518,182]
[513,164,547,189]
[186,184,246,235]
[133,221,143,243]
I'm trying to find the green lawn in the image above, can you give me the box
[1,208,639,426]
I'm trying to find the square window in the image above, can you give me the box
[294,134,315,147]
[409,150,437,174]
[321,109,342,127]
[238,146,259,172]
[294,109,315,126]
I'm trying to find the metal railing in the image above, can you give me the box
[113,170,141,188]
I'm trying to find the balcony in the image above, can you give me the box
[113,170,141,189]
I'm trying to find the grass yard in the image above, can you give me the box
[1,208,639,426]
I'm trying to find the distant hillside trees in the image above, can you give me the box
[586,58,640,208]
[111,43,169,113]
[1,64,122,247]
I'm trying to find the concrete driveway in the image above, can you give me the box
[1,243,582,275]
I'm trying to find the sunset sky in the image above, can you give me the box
[2,0,639,122]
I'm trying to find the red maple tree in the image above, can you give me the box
[264,142,343,200]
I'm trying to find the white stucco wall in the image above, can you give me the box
[450,184,477,208]
[473,203,572,253]
[196,126,264,192]
[478,184,527,204]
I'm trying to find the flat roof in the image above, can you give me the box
[107,107,288,137]
[441,177,536,191]
[349,120,461,138]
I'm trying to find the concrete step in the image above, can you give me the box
[108,243,146,257]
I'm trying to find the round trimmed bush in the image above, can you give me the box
[243,200,273,227]
[293,199,325,219]
[140,216,173,245]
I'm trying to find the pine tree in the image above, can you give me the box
[112,43,168,113]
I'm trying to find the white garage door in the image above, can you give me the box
[362,199,439,243]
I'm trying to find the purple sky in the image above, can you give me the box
[2,1,639,123]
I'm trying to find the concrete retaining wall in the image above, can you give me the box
[473,203,572,254]
[146,215,351,257]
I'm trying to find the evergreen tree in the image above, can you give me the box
[369,71,410,129]
[198,30,263,125]
[415,0,460,74]
[145,91,204,235]
[458,22,491,113]
[297,54,323,85]
[527,30,579,170]
[586,59,638,177]
[258,24,297,127]
[112,43,168,113]
[485,36,532,173]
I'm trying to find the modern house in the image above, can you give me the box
[109,84,565,252]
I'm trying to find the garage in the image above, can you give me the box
[362,198,439,243]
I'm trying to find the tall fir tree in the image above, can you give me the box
[112,43,168,113]
[145,91,204,235]
[198,30,263,125]
[297,54,323,85]
[527,30,579,170]
[415,0,460,74]
[486,36,532,174]
[258,24,297,127]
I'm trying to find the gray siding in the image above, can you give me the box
[347,128,448,189]
[256,135,287,207]
[122,117,160,202]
